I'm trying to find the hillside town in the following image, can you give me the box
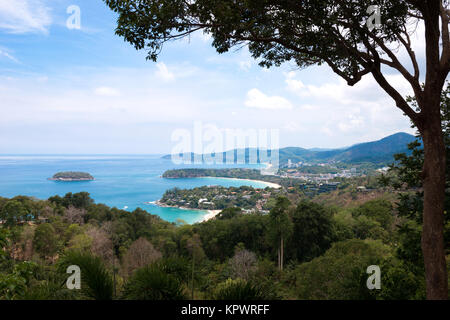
[279,160,366,183]
[158,185,282,213]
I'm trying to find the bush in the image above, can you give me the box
[294,239,392,299]
[122,264,186,300]
[213,278,274,300]
[57,250,113,300]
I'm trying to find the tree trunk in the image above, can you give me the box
[191,252,195,300]
[277,246,280,271]
[281,236,284,271]
[420,101,448,300]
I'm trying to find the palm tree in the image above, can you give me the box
[58,250,113,300]
[213,279,273,300]
[122,263,186,300]
[268,197,293,271]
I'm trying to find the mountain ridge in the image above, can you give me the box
[162,132,417,165]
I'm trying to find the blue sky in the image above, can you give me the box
[0,0,419,154]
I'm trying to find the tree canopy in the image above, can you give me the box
[104,0,448,126]
[103,0,450,299]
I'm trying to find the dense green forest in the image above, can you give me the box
[163,168,275,181]
[1,175,448,300]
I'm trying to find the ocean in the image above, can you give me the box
[0,155,270,224]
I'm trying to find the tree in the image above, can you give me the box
[294,239,392,300]
[186,233,204,299]
[56,192,94,209]
[86,227,114,265]
[0,273,26,300]
[33,224,59,260]
[389,82,450,252]
[0,200,28,227]
[0,228,9,261]
[213,278,273,300]
[378,256,426,299]
[195,214,270,260]
[229,247,257,281]
[103,0,450,298]
[289,201,335,262]
[381,83,450,296]
[19,225,35,261]
[352,199,394,230]
[122,264,185,300]
[268,197,293,271]
[58,251,114,300]
[122,237,162,277]
[64,206,86,225]
[217,207,242,220]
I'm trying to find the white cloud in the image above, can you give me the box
[285,71,307,94]
[285,71,413,105]
[321,126,334,137]
[155,62,175,82]
[245,88,293,110]
[239,60,252,72]
[197,31,212,42]
[0,67,225,128]
[94,86,120,97]
[0,48,19,63]
[0,0,52,34]
[338,114,365,132]
[283,121,305,133]
[280,69,415,142]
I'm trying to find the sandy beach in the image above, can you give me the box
[201,176,281,189]
[152,200,221,222]
[153,175,280,223]
[200,210,222,222]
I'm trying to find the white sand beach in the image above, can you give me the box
[153,175,280,223]
[153,200,221,223]
[201,176,281,189]
[200,210,222,222]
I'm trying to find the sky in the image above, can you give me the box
[0,0,422,154]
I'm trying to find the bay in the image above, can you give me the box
[0,155,270,224]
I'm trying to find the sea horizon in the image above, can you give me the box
[0,155,271,224]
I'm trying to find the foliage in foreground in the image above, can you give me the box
[122,262,186,300]
[57,251,113,300]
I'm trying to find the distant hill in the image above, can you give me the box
[331,132,418,163]
[162,132,418,165]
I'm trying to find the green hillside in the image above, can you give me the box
[162,132,417,165]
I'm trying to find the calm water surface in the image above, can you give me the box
[0,155,269,224]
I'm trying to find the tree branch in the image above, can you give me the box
[365,30,423,101]
[397,29,420,81]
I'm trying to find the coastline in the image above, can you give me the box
[163,175,281,189]
[151,200,221,223]
[200,210,222,222]
[152,175,280,223]
[200,176,281,189]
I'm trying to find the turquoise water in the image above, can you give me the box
[0,155,269,224]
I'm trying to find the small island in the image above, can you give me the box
[49,171,94,181]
